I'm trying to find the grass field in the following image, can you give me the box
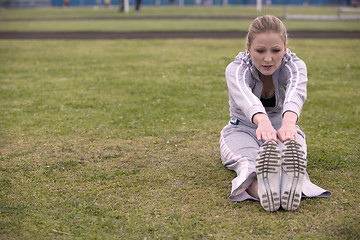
[1,6,360,240]
[1,38,359,239]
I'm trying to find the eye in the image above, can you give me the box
[256,49,265,54]
[272,49,281,53]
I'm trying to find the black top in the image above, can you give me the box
[260,93,276,108]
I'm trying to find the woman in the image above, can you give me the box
[219,15,331,212]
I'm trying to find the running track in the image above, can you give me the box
[1,16,359,39]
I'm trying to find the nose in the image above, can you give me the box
[264,54,272,63]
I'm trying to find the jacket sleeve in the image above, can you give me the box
[225,61,265,123]
[282,53,308,119]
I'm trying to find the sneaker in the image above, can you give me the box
[281,140,307,211]
[256,140,281,212]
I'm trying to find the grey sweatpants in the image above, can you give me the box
[219,122,331,202]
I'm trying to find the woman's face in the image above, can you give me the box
[248,31,286,76]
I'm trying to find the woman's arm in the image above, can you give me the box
[282,51,308,119]
[226,60,265,123]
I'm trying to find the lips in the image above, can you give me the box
[263,65,273,70]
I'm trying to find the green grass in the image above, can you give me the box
[1,39,359,239]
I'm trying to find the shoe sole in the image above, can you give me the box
[256,140,281,212]
[281,140,307,211]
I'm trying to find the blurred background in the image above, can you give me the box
[0,0,357,9]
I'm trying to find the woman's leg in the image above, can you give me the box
[246,179,259,199]
[220,124,261,201]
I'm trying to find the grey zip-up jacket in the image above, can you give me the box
[225,49,307,129]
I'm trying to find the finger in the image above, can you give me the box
[290,133,297,140]
[262,133,268,142]
[265,132,276,143]
[256,131,262,142]
[279,135,285,143]
[278,132,286,142]
[271,132,278,143]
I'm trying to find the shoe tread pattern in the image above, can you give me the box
[256,140,281,212]
[281,140,307,211]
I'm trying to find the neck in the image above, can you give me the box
[259,72,272,82]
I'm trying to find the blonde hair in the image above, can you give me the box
[246,15,287,49]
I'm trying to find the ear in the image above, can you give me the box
[246,42,251,55]
[282,42,287,56]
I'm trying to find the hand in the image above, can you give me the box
[277,123,297,142]
[253,113,277,142]
[277,111,298,143]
